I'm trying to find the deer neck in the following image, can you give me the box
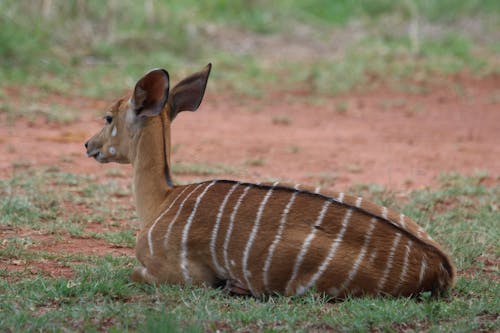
[131,113,173,227]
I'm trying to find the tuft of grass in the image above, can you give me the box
[286,145,301,154]
[310,172,338,188]
[91,230,136,248]
[105,168,126,178]
[244,157,266,167]
[345,163,363,174]
[333,100,349,114]
[271,115,292,126]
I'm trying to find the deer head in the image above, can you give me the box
[85,63,212,169]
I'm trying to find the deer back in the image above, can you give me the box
[140,180,455,298]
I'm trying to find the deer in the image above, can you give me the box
[84,63,455,299]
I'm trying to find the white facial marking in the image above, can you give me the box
[125,104,136,124]
[111,126,117,137]
[108,146,116,155]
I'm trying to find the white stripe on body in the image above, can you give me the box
[381,206,388,220]
[223,185,253,279]
[333,218,377,297]
[262,184,300,291]
[391,239,413,295]
[314,186,321,194]
[242,182,279,295]
[369,250,378,264]
[163,183,205,252]
[148,186,191,255]
[399,214,407,229]
[375,232,402,294]
[310,192,363,297]
[180,181,217,283]
[417,226,425,239]
[210,182,240,276]
[300,208,354,296]
[285,198,332,295]
[418,255,427,289]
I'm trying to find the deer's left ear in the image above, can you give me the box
[132,69,170,118]
[167,63,211,121]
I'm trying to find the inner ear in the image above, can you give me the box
[132,69,170,118]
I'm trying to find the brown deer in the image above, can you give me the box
[84,64,455,298]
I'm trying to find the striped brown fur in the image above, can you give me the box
[85,64,455,298]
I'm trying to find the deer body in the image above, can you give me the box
[85,64,454,298]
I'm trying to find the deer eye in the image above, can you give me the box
[105,115,113,124]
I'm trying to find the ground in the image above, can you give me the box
[0,73,499,332]
[1,73,499,268]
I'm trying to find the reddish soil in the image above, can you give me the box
[1,74,499,278]
[1,74,499,189]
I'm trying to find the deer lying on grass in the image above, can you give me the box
[85,64,455,298]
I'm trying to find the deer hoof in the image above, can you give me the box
[224,279,251,296]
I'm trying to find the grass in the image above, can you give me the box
[271,115,293,126]
[0,168,137,239]
[0,1,498,124]
[0,1,499,331]
[1,169,498,331]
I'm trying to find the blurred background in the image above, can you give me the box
[1,0,498,99]
[1,2,499,331]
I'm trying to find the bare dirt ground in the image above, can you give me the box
[1,74,499,189]
[1,74,499,276]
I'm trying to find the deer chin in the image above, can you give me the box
[87,149,108,163]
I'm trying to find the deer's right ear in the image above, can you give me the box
[167,63,211,121]
[132,69,170,118]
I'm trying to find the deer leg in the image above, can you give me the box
[131,266,157,284]
[224,279,252,296]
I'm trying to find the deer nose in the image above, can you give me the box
[84,141,89,149]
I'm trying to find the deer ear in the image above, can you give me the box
[132,69,170,118]
[167,63,211,121]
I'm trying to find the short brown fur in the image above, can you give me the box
[85,64,455,298]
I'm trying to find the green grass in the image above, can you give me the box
[0,168,137,239]
[0,0,498,120]
[0,169,498,331]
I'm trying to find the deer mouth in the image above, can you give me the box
[86,149,102,161]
